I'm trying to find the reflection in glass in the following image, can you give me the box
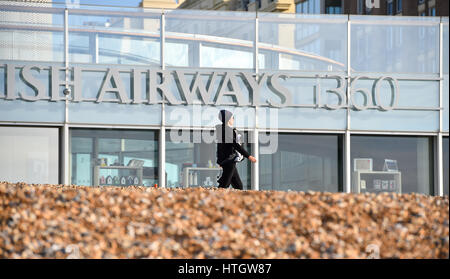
[98,35,160,65]
[69,32,92,63]
[166,130,251,189]
[68,13,161,65]
[258,16,347,71]
[165,10,255,68]
[200,45,253,69]
[351,136,434,194]
[69,32,161,65]
[165,42,189,67]
[70,129,158,187]
[259,133,342,192]
[0,30,64,62]
[351,21,439,73]
[0,7,64,62]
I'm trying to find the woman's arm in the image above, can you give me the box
[232,130,251,159]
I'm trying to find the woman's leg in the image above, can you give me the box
[230,168,243,190]
[218,163,236,188]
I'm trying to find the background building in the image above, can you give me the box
[140,0,184,9]
[178,0,247,10]
[178,0,449,16]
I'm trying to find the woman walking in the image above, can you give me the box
[216,110,257,189]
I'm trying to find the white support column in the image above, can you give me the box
[437,135,443,196]
[437,21,444,196]
[251,129,259,191]
[62,125,70,185]
[344,130,351,193]
[62,8,70,185]
[159,126,166,188]
[158,12,166,188]
[343,17,352,193]
[251,15,259,191]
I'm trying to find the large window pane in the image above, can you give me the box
[0,126,59,184]
[444,137,449,196]
[164,10,255,68]
[166,129,251,189]
[68,12,160,65]
[350,16,440,73]
[0,5,64,62]
[70,129,159,187]
[258,13,347,71]
[351,135,434,195]
[259,133,343,192]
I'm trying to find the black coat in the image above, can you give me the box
[215,124,250,166]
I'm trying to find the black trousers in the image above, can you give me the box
[217,162,243,190]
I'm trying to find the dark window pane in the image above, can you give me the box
[351,136,434,195]
[70,129,158,187]
[259,133,342,192]
[444,137,449,196]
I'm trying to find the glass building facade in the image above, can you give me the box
[0,1,448,195]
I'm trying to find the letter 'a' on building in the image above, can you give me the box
[0,1,448,196]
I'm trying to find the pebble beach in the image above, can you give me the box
[0,182,448,259]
